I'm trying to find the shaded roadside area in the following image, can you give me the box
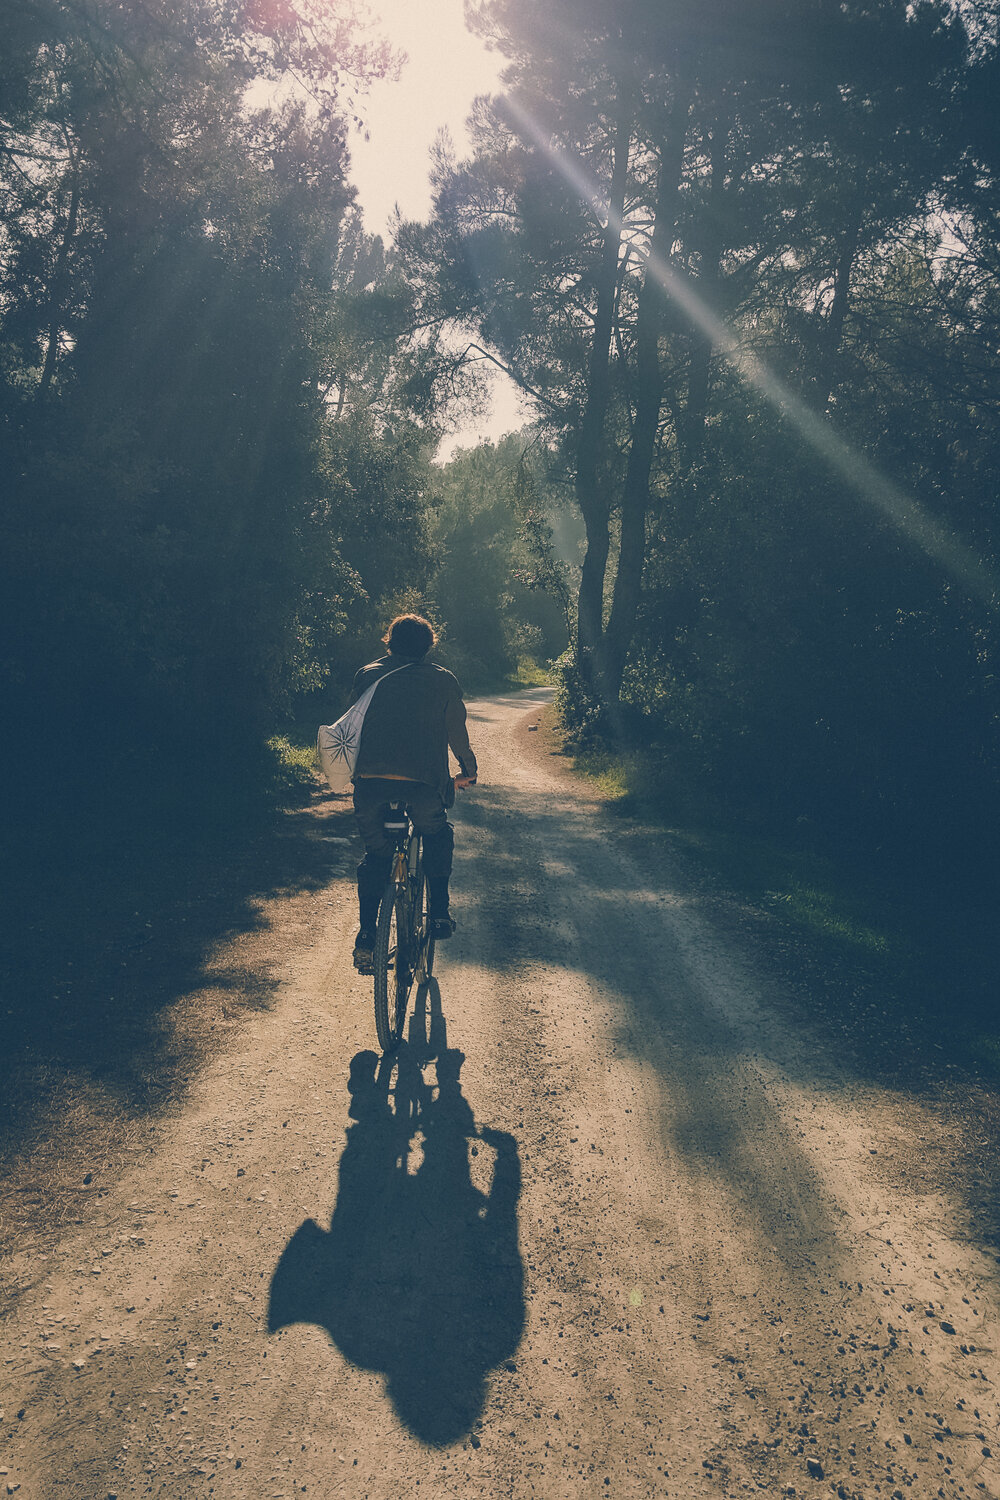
[515,706,1000,1242]
[541,710,1000,1086]
[457,763,1000,1257]
[0,778,355,1262]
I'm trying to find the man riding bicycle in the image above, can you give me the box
[350,613,477,972]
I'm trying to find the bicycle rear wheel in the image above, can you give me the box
[373,886,413,1052]
[415,871,435,982]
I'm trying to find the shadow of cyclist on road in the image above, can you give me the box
[268,979,524,1445]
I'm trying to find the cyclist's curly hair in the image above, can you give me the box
[383,613,437,658]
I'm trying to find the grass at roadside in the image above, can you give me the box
[567,732,999,1080]
[505,657,555,689]
[268,723,319,786]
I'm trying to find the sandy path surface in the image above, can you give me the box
[2,687,998,1499]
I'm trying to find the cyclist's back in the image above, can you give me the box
[350,614,477,972]
[352,654,473,797]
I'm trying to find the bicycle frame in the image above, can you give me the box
[384,805,422,912]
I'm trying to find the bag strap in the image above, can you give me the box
[348,658,415,721]
[368,659,415,698]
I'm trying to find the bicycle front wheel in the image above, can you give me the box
[373,887,413,1052]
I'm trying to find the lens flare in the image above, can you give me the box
[503,94,997,612]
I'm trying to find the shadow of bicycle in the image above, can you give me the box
[268,980,525,1445]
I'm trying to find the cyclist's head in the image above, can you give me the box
[384,613,436,658]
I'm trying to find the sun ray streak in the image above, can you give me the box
[502,95,997,612]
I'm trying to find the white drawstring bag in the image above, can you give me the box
[317,664,410,794]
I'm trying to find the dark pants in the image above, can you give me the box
[353,778,454,930]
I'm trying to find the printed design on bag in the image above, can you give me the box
[328,717,360,764]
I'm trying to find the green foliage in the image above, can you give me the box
[509,657,553,687]
[417,0,1000,889]
[553,650,608,747]
[424,434,573,688]
[0,0,440,810]
[267,728,320,789]
[621,253,1000,860]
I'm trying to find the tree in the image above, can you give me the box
[425,433,572,686]
[0,0,396,796]
[402,0,974,723]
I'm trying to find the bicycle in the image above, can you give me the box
[372,800,435,1052]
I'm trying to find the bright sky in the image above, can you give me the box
[350,0,501,232]
[349,0,530,457]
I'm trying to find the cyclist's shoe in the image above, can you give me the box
[430,914,456,941]
[353,929,375,973]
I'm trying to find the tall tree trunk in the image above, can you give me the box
[601,92,689,703]
[683,109,727,466]
[574,109,631,686]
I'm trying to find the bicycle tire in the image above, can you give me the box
[373,886,412,1052]
[415,871,435,982]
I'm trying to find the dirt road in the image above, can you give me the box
[2,687,998,1498]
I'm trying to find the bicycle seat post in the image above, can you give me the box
[382,800,410,850]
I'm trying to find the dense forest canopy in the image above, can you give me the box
[0,0,560,806]
[2,0,998,865]
[402,0,1000,851]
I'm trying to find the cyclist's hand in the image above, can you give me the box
[455,775,477,790]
